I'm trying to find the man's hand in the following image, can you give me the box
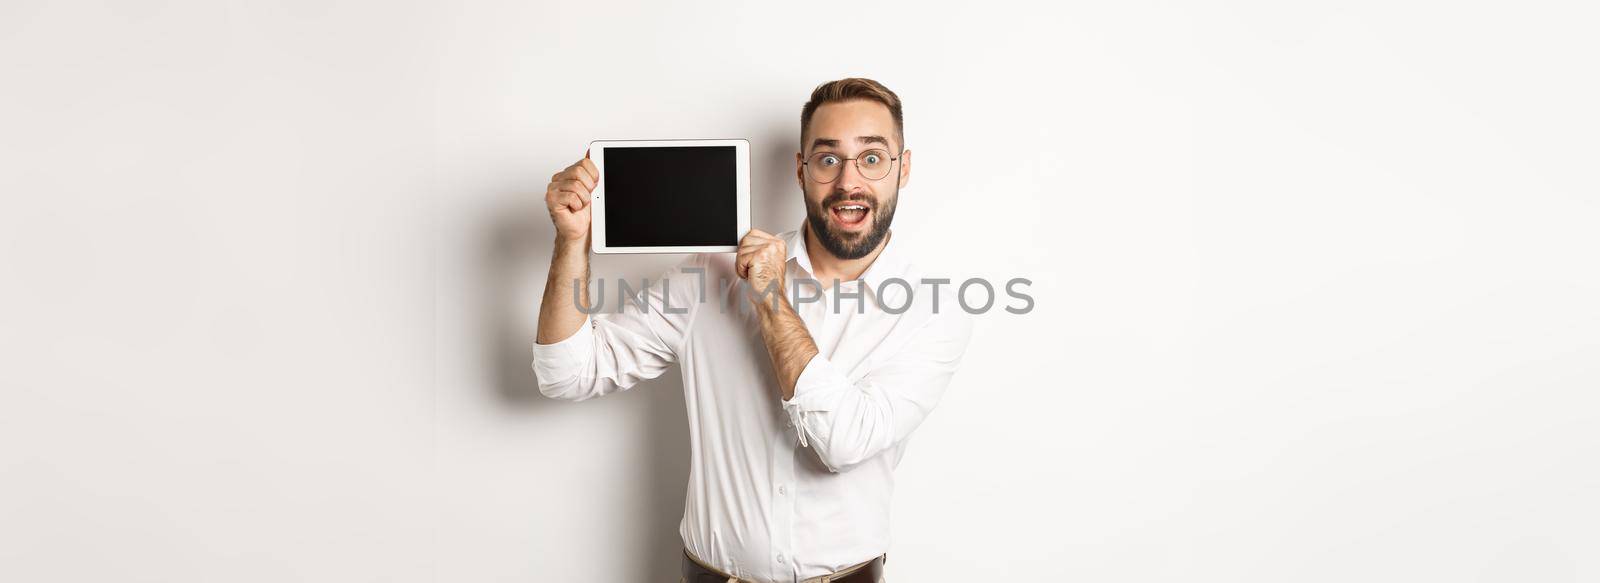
[737,228,816,401]
[536,153,598,346]
[736,229,787,308]
[545,155,598,244]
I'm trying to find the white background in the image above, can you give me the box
[3,1,1596,581]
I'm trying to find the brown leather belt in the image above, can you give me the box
[681,549,885,583]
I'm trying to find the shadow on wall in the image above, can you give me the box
[479,193,692,582]
[757,120,807,232]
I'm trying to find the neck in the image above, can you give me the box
[803,222,891,286]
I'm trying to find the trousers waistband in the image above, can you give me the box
[681,549,885,583]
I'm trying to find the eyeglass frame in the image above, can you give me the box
[801,148,905,184]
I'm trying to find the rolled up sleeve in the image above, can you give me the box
[781,310,974,472]
[530,315,600,397]
[531,256,704,401]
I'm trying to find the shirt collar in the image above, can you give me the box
[782,221,910,292]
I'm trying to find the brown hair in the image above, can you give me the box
[800,77,904,151]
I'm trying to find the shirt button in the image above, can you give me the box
[778,485,787,495]
[776,553,786,564]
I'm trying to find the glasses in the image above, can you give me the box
[803,148,902,183]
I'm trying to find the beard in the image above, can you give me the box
[805,186,899,261]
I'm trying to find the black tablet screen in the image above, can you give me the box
[602,146,737,247]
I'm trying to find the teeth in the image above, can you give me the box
[835,205,867,211]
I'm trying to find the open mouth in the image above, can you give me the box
[829,201,872,230]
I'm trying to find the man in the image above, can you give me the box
[533,78,973,583]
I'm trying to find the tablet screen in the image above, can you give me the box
[602,146,738,247]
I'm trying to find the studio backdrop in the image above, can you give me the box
[2,1,1595,581]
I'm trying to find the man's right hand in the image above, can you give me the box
[536,154,599,345]
[545,155,598,244]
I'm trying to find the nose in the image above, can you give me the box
[834,159,867,193]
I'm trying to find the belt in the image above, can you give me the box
[681,549,885,583]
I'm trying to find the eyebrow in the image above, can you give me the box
[810,135,892,150]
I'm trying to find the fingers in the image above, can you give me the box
[540,155,599,238]
[555,178,589,197]
[738,233,783,251]
[578,158,599,185]
[735,244,765,273]
[737,232,785,270]
[556,166,595,192]
[546,179,588,200]
[738,230,779,253]
[738,244,780,260]
[546,176,589,212]
[734,251,753,279]
[548,190,586,213]
[550,159,599,191]
[735,235,786,284]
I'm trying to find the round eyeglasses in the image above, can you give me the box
[803,148,902,183]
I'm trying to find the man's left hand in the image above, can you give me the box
[736,229,787,307]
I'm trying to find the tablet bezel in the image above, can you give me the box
[588,138,751,255]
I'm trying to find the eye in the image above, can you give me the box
[819,154,840,167]
[863,153,882,165]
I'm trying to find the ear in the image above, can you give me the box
[795,151,805,189]
[897,149,911,189]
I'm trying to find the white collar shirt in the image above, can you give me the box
[531,226,974,582]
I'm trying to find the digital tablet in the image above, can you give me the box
[588,138,751,254]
